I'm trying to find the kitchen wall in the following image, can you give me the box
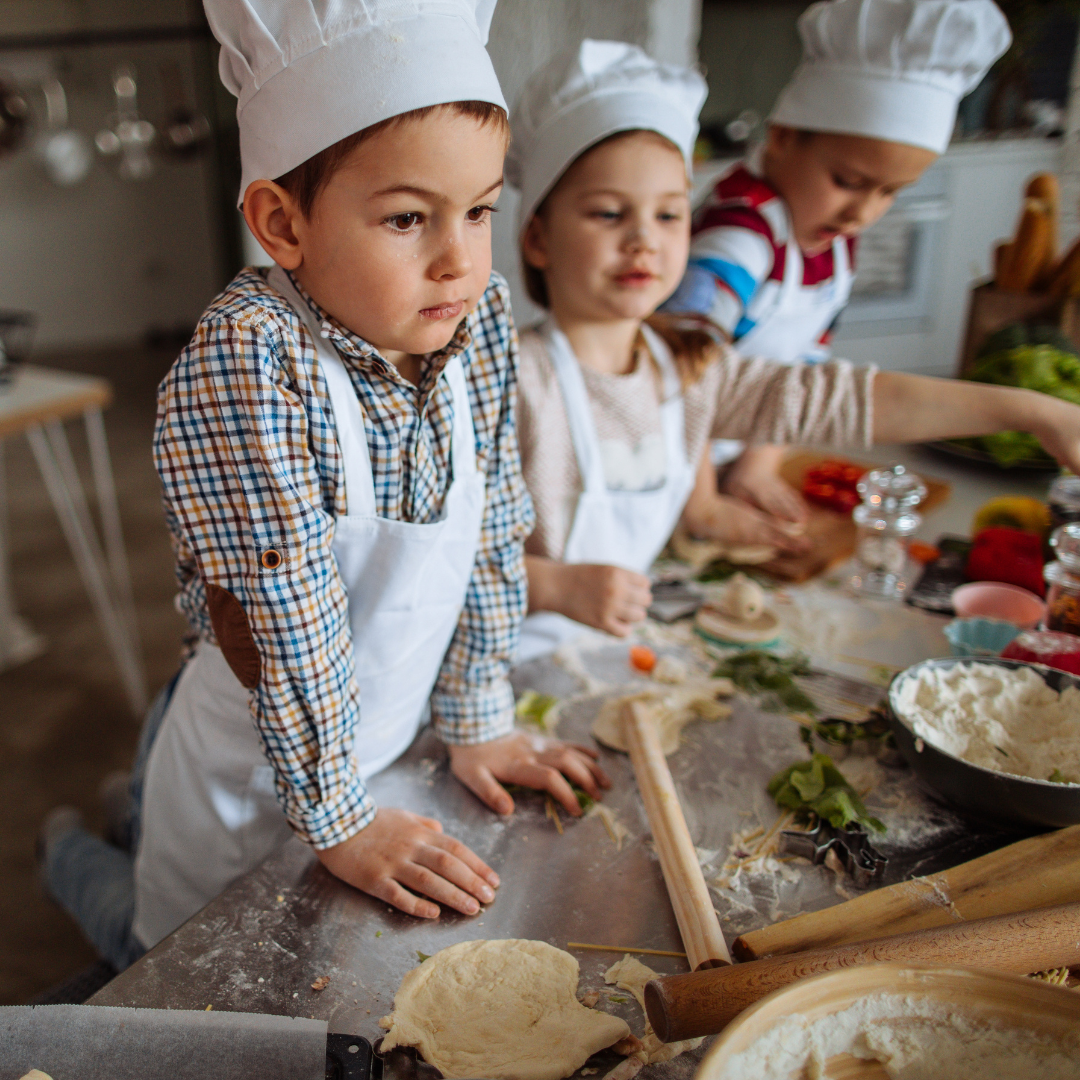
[697,0,802,131]
[0,1,227,354]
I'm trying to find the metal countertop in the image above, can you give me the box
[89,631,1027,1078]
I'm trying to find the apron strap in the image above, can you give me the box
[266,265,376,515]
[832,233,852,293]
[639,323,688,473]
[541,318,609,494]
[443,354,478,484]
[639,323,682,403]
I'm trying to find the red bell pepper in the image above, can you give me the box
[965,527,1046,597]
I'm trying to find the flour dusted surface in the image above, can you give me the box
[712,992,1080,1079]
[893,662,1080,783]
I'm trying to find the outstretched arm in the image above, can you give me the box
[872,371,1080,473]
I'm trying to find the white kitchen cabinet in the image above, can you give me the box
[835,138,1064,375]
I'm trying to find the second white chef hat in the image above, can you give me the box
[772,0,1012,154]
[204,0,506,205]
[507,40,708,236]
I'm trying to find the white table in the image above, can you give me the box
[0,364,148,715]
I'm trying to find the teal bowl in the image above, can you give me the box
[943,617,1022,658]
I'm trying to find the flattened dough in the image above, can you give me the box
[592,679,735,755]
[379,939,629,1080]
[670,529,777,571]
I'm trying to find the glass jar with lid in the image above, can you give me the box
[1045,523,1080,635]
[850,464,927,599]
[1048,473,1080,533]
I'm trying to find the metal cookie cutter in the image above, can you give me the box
[779,818,888,888]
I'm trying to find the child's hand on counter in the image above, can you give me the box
[449,732,611,818]
[527,556,653,636]
[315,807,499,920]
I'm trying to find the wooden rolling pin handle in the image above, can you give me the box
[645,901,1080,1043]
[623,701,732,970]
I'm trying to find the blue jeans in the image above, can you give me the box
[43,669,180,971]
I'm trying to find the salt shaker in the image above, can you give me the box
[850,464,927,599]
[1045,523,1080,636]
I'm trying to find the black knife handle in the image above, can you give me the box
[326,1033,378,1080]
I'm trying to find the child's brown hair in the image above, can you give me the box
[275,100,509,218]
[520,129,723,386]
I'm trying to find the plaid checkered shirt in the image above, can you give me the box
[154,267,533,849]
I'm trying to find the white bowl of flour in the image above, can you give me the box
[696,963,1080,1080]
[887,658,1080,828]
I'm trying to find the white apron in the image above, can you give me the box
[737,229,852,365]
[711,226,853,465]
[133,267,486,947]
[517,320,696,662]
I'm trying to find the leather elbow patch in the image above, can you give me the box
[205,583,261,689]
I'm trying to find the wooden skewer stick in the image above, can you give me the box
[622,700,732,970]
[567,943,688,958]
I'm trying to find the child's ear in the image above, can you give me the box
[243,180,304,270]
[521,213,550,271]
[765,124,798,157]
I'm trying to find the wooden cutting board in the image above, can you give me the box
[754,452,950,583]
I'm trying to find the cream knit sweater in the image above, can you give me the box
[516,327,876,560]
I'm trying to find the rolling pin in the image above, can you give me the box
[622,699,732,970]
[734,824,1080,960]
[645,901,1080,1042]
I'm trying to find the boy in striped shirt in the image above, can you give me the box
[667,0,1010,528]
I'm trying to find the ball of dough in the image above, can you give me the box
[379,939,630,1080]
[718,573,764,622]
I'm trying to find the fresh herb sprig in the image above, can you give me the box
[798,708,896,754]
[768,752,885,834]
[713,650,816,714]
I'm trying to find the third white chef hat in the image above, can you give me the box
[507,40,707,237]
[772,0,1012,154]
[204,0,506,205]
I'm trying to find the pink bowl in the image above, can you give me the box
[951,581,1047,629]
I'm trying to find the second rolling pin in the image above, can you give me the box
[622,699,731,970]
[645,901,1080,1041]
[734,824,1080,960]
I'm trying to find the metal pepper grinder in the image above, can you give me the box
[849,464,927,599]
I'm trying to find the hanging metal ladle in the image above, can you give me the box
[95,66,155,180]
[36,78,92,185]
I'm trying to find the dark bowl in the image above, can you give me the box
[887,657,1080,829]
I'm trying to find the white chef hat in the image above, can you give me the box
[204,0,507,205]
[772,0,1011,154]
[507,40,707,237]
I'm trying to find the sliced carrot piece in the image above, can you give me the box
[629,645,657,674]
